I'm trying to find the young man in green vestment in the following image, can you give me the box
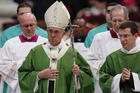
[99,21,140,93]
[18,1,94,93]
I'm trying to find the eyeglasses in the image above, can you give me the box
[18,12,26,16]
[48,30,62,35]
[21,24,36,28]
[118,34,133,39]
[18,12,30,16]
[112,19,124,23]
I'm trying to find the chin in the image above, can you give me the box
[51,43,56,46]
[51,43,59,46]
[123,46,127,49]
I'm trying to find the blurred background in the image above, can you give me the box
[0,0,140,36]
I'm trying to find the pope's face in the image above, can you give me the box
[47,27,64,46]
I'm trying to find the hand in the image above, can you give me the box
[38,67,59,79]
[121,68,130,82]
[72,64,80,76]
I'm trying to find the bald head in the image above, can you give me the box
[18,13,37,24]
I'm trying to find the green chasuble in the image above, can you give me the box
[99,49,140,93]
[18,44,94,93]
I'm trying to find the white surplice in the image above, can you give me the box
[74,42,89,60]
[88,31,121,79]
[64,38,89,61]
[0,36,47,93]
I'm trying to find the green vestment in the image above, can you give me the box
[99,49,140,93]
[18,44,94,93]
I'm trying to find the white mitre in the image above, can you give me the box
[44,1,70,30]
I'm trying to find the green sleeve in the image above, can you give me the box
[76,51,94,93]
[99,56,114,93]
[18,50,39,93]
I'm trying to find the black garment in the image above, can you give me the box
[48,80,55,93]
[120,72,134,91]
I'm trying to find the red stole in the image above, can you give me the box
[19,34,39,42]
[110,29,118,38]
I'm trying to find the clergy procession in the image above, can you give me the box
[0,0,140,93]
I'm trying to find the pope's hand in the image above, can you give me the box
[38,67,59,79]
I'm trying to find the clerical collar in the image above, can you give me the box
[44,40,66,49]
[23,33,35,39]
[110,29,119,38]
[121,45,140,54]
[19,34,38,42]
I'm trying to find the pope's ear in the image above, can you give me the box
[62,32,65,36]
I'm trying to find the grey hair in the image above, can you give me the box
[110,5,129,20]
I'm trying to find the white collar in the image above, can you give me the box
[121,45,140,54]
[23,33,35,40]
[45,40,65,49]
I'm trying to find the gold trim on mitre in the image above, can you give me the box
[44,1,70,30]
